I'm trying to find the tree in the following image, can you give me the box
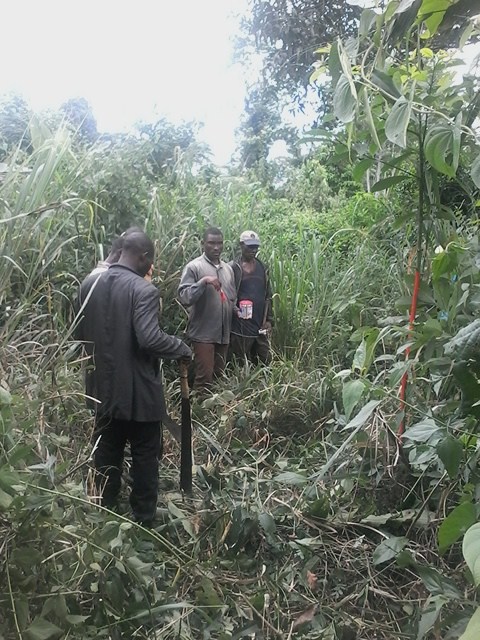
[240,0,360,104]
[0,93,32,160]
[60,97,98,144]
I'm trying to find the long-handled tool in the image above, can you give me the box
[179,360,192,493]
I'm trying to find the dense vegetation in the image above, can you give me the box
[1,2,480,639]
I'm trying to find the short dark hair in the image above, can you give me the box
[122,225,144,236]
[203,226,223,241]
[108,226,144,261]
[122,231,155,262]
[109,236,124,256]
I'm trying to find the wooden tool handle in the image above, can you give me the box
[180,360,189,398]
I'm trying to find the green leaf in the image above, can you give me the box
[259,512,276,535]
[471,152,480,189]
[342,399,381,431]
[352,157,375,182]
[437,436,463,479]
[333,74,357,123]
[329,40,342,89]
[371,68,402,100]
[394,0,418,14]
[463,522,480,586]
[0,487,13,510]
[438,502,476,554]
[418,0,452,36]
[385,96,412,148]
[431,249,457,281]
[404,418,440,443]
[342,380,365,421]
[373,536,408,565]
[274,471,308,486]
[371,175,409,192]
[417,566,462,599]
[460,22,476,49]
[65,615,90,625]
[360,87,381,150]
[352,339,367,371]
[24,618,63,640]
[0,466,21,494]
[359,8,377,38]
[459,607,480,640]
[424,123,459,178]
[0,387,12,406]
[416,595,448,640]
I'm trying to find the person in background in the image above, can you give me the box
[229,230,273,365]
[75,231,191,527]
[178,227,236,390]
[89,226,147,278]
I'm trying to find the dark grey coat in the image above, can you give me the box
[76,264,191,422]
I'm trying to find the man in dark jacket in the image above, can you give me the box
[76,231,191,526]
[229,230,273,365]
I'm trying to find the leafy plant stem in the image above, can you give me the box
[5,547,23,640]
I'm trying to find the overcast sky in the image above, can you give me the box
[1,0,248,164]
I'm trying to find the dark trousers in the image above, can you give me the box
[230,332,271,365]
[93,416,162,525]
[192,342,228,389]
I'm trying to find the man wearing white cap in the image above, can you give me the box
[229,230,273,364]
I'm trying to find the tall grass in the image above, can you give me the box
[0,119,415,639]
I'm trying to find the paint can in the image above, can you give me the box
[239,299,253,319]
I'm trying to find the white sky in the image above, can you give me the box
[1,0,248,165]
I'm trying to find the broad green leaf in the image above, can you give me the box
[460,22,475,49]
[371,175,409,192]
[195,577,222,607]
[65,615,90,625]
[274,471,308,486]
[333,74,357,123]
[418,0,452,14]
[394,0,417,14]
[329,40,342,89]
[352,339,367,371]
[371,69,402,100]
[459,608,480,640]
[385,96,412,148]
[463,522,480,586]
[418,0,452,36]
[438,502,476,554]
[373,536,408,565]
[24,618,63,640]
[431,249,457,280]
[416,595,448,640]
[311,400,381,482]
[342,380,365,421]
[352,157,375,182]
[342,399,381,431]
[437,436,463,479]
[168,501,194,536]
[0,467,21,494]
[424,123,459,178]
[359,8,377,38]
[259,512,276,535]
[0,387,12,406]
[0,487,13,510]
[404,418,440,443]
[471,152,480,189]
[417,566,462,599]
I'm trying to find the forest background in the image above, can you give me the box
[1,1,480,639]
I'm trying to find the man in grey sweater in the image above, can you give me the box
[178,227,236,390]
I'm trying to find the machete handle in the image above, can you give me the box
[179,360,190,398]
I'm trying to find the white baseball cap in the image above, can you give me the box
[239,230,261,246]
